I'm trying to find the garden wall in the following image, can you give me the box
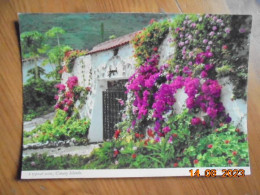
[61,31,248,143]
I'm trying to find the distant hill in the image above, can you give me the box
[19,13,176,50]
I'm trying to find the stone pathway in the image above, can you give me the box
[22,144,100,157]
[23,112,55,132]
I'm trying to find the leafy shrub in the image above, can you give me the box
[84,110,249,169]
[22,153,90,170]
[24,109,90,143]
[132,19,170,67]
[23,79,58,121]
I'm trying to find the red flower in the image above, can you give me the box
[114,129,121,139]
[147,129,154,138]
[228,160,232,164]
[222,45,228,50]
[232,151,237,156]
[207,144,213,149]
[135,133,140,138]
[225,140,230,144]
[202,121,206,125]
[140,134,144,138]
[113,149,119,157]
[173,163,178,167]
[215,129,219,132]
[144,139,150,146]
[172,133,178,138]
[220,123,224,127]
[86,87,91,92]
[236,128,240,133]
[132,154,137,159]
[194,159,199,164]
[153,47,158,52]
[149,18,155,24]
[65,51,72,57]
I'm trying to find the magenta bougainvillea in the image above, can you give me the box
[54,76,90,116]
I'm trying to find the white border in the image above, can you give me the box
[21,167,250,179]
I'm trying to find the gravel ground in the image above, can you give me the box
[22,144,100,157]
[23,112,56,132]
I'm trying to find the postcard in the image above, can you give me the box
[19,13,252,179]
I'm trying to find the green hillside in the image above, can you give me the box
[19,13,176,50]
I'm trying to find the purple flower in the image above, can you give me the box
[188,35,192,39]
[212,26,217,31]
[185,40,189,44]
[168,136,173,143]
[225,27,231,34]
[209,31,215,36]
[191,117,201,125]
[162,126,171,134]
[239,28,246,33]
[191,23,196,28]
[208,41,213,45]
[54,95,59,100]
[186,97,195,109]
[166,73,174,81]
[206,46,211,51]
[118,99,124,106]
[213,16,217,21]
[225,114,232,123]
[180,33,184,38]
[207,107,218,119]
[203,39,208,44]
[154,120,161,132]
[183,66,192,76]
[67,76,78,89]
[178,42,185,47]
[205,64,214,71]
[216,19,223,23]
[154,136,161,143]
[175,27,180,32]
[55,83,66,92]
[63,106,69,112]
[201,71,208,78]
[188,61,193,66]
[205,51,213,58]
[132,120,136,127]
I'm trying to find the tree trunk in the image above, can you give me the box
[34,58,39,79]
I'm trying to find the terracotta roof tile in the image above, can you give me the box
[88,31,138,54]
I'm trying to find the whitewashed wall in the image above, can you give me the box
[88,44,136,142]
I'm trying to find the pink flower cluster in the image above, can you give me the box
[54,76,80,114]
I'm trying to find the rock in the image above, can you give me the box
[71,138,76,143]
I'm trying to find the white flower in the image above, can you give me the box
[133,146,137,151]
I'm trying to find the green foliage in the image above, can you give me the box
[181,124,249,167]
[27,66,45,79]
[100,22,104,42]
[132,19,170,67]
[23,79,58,120]
[45,27,65,38]
[20,31,44,58]
[84,110,249,169]
[22,153,90,170]
[24,109,90,143]
[109,35,116,40]
[19,13,174,50]
[216,65,232,77]
[64,50,88,73]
